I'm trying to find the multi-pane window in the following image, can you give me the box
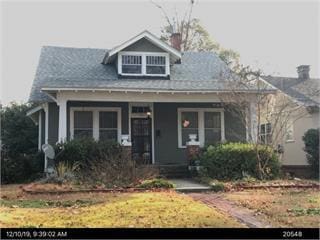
[181,112,199,146]
[178,109,224,147]
[73,111,93,139]
[121,55,142,74]
[259,123,272,144]
[72,108,120,142]
[99,112,118,141]
[119,53,168,76]
[146,56,166,74]
[204,112,221,145]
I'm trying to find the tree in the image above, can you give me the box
[1,103,43,183]
[153,0,240,66]
[303,129,319,178]
[217,65,309,179]
[1,102,38,155]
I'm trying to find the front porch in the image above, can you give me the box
[32,89,259,171]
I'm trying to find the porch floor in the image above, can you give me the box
[169,178,211,192]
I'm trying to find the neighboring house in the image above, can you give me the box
[262,66,320,177]
[27,30,274,173]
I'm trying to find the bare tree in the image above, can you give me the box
[152,0,240,66]
[217,64,309,179]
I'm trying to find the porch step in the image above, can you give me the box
[158,164,190,178]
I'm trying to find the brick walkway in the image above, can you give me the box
[188,193,272,228]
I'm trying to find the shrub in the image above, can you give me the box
[302,129,319,178]
[1,151,44,184]
[54,139,136,187]
[199,142,280,180]
[210,181,225,192]
[1,103,41,183]
[137,179,175,189]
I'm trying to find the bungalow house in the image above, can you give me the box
[262,66,319,177]
[27,30,275,174]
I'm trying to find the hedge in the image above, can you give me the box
[199,142,280,180]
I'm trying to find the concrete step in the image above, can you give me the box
[158,164,190,178]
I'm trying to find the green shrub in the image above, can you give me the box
[302,129,319,178]
[137,179,175,189]
[199,142,280,180]
[1,103,41,183]
[210,181,225,192]
[1,151,44,184]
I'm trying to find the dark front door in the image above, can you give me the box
[131,118,152,164]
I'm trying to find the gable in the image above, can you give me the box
[122,38,165,53]
[103,30,181,64]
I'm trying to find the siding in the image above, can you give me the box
[40,110,45,145]
[153,103,246,165]
[123,38,165,52]
[47,101,246,165]
[48,102,59,145]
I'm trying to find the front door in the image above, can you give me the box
[131,118,152,164]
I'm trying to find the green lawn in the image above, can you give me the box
[0,185,243,228]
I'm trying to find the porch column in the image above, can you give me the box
[249,102,258,143]
[57,99,67,142]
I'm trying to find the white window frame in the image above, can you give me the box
[70,107,122,143]
[118,51,169,77]
[259,122,272,144]
[177,108,225,148]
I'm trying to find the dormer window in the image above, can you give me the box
[146,56,166,75]
[122,55,142,74]
[118,52,169,77]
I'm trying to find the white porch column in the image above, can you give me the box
[57,99,67,142]
[38,111,42,150]
[249,102,258,143]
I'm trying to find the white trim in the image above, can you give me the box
[42,87,275,95]
[177,108,225,148]
[57,99,67,142]
[44,90,253,103]
[249,102,258,143]
[26,105,43,116]
[70,107,122,143]
[105,30,181,63]
[38,112,42,150]
[118,51,169,77]
[128,102,155,164]
[44,103,49,145]
[43,103,49,173]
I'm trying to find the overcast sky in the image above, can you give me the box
[1,0,319,105]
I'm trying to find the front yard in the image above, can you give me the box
[0,185,242,228]
[223,188,320,228]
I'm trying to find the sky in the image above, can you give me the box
[1,0,319,105]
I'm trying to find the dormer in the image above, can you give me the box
[102,30,181,78]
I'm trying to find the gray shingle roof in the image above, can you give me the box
[262,75,320,106]
[29,46,274,102]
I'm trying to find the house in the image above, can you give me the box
[262,66,319,177]
[27,30,275,174]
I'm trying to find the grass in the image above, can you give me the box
[0,199,102,208]
[223,188,320,227]
[0,185,243,228]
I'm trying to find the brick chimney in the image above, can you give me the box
[170,32,181,51]
[297,65,310,79]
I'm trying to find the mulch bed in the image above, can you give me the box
[21,183,167,195]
